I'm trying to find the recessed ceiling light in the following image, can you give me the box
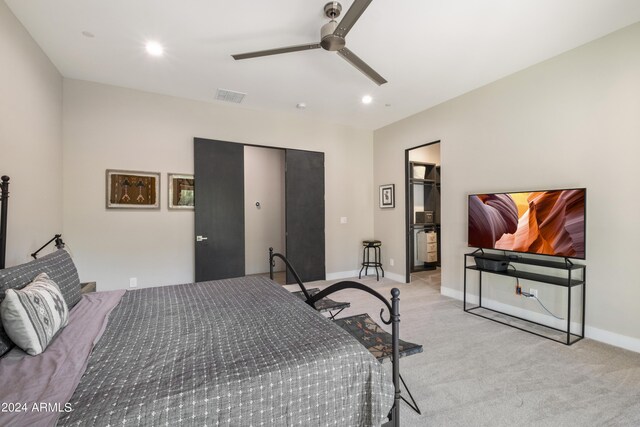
[145,41,164,57]
[296,103,307,109]
[362,95,373,104]
[81,31,95,38]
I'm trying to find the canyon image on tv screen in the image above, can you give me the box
[468,188,586,259]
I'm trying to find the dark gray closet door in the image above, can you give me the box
[285,149,325,283]
[194,138,244,281]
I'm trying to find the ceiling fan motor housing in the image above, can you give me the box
[320,20,345,51]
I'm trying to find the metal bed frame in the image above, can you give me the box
[0,176,9,269]
[289,287,349,320]
[269,247,402,427]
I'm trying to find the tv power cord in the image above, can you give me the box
[510,265,564,320]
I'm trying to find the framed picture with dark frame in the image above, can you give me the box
[379,184,395,208]
[106,170,160,209]
[168,173,195,210]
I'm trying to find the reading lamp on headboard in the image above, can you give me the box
[31,234,65,259]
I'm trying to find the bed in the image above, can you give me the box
[0,176,399,426]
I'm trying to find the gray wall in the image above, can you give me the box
[0,2,62,266]
[63,79,374,290]
[374,22,640,350]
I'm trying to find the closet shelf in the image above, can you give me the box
[408,159,440,273]
[410,224,439,229]
[409,178,436,184]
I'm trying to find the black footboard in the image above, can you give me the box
[269,248,401,427]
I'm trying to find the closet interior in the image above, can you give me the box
[406,142,441,277]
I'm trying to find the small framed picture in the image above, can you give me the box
[168,173,195,210]
[106,170,160,209]
[379,184,395,209]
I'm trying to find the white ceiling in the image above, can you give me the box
[6,0,640,130]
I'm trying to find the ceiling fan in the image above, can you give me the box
[232,0,387,86]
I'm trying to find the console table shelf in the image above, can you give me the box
[465,266,584,287]
[467,252,584,271]
[463,251,586,345]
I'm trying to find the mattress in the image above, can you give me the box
[55,276,394,426]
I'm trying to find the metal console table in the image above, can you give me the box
[463,250,586,345]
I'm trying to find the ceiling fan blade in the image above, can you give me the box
[232,43,321,60]
[333,0,373,38]
[337,48,387,85]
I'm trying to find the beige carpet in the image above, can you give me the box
[280,269,640,426]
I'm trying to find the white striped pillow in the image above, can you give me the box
[0,273,69,355]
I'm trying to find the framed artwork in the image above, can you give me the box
[106,170,160,209]
[379,184,395,209]
[168,173,195,210]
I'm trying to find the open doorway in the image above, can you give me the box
[244,146,286,284]
[245,147,326,286]
[194,138,325,285]
[405,141,441,289]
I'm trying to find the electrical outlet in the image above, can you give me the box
[129,277,137,288]
[529,288,538,298]
[389,258,395,266]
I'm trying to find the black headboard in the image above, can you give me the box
[0,175,9,269]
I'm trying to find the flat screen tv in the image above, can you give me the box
[468,188,586,259]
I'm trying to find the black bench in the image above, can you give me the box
[333,313,423,414]
[290,287,350,320]
[269,247,421,425]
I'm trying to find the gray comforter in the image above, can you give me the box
[59,276,394,426]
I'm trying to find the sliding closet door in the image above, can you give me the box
[194,138,244,281]
[285,149,325,283]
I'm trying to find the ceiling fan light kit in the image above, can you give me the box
[231,0,387,86]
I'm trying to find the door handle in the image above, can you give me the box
[196,236,208,242]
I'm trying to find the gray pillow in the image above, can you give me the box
[0,249,82,356]
[1,273,69,355]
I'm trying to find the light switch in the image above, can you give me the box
[340,217,348,224]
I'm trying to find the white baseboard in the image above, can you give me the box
[442,286,572,329]
[440,286,462,300]
[441,286,640,353]
[326,270,406,283]
[326,270,360,281]
[584,325,640,353]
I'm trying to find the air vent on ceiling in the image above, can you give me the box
[215,88,246,103]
